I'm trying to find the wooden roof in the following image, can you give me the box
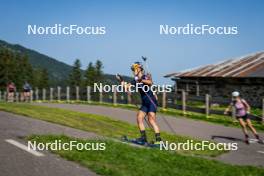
[165,52,264,78]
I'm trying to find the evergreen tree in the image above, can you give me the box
[39,68,49,89]
[94,60,103,83]
[0,49,21,89]
[0,48,35,91]
[16,54,33,89]
[33,68,49,89]
[69,59,82,87]
[84,62,96,87]
[0,48,10,87]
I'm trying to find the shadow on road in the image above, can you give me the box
[211,135,244,142]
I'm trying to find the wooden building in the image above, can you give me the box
[165,52,264,107]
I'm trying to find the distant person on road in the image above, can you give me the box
[224,91,261,144]
[23,81,32,102]
[7,82,16,102]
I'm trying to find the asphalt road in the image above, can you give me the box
[35,103,264,167]
[0,111,99,176]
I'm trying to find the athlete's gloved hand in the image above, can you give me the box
[134,76,142,82]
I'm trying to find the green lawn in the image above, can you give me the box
[0,102,224,156]
[27,134,264,176]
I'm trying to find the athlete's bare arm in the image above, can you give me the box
[224,104,232,114]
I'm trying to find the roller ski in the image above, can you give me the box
[121,135,160,148]
[247,135,264,144]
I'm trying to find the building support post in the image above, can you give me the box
[66,86,70,102]
[42,88,46,101]
[76,86,80,101]
[113,87,117,105]
[196,81,200,96]
[30,90,33,102]
[4,92,7,102]
[205,94,210,117]
[162,91,166,109]
[87,86,91,103]
[50,88,53,101]
[35,88,39,101]
[174,82,177,105]
[15,92,19,102]
[182,90,186,114]
[57,86,61,101]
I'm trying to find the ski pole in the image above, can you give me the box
[141,57,177,135]
[142,89,177,135]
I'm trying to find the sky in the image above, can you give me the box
[0,0,264,84]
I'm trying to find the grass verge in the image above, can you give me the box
[39,100,264,131]
[28,134,264,176]
[0,102,224,156]
[160,108,264,131]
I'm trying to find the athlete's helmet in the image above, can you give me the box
[131,62,143,71]
[232,91,240,97]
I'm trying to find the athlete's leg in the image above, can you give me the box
[7,92,10,102]
[246,118,259,139]
[147,112,160,133]
[238,118,249,143]
[23,92,26,102]
[148,112,162,142]
[136,110,148,143]
[26,92,30,102]
[238,118,248,134]
[137,110,146,131]
[9,92,14,102]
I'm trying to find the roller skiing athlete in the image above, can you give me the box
[7,82,16,102]
[224,91,263,144]
[116,62,162,147]
[23,81,32,102]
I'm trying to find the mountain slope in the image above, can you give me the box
[0,40,131,86]
[0,40,72,85]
